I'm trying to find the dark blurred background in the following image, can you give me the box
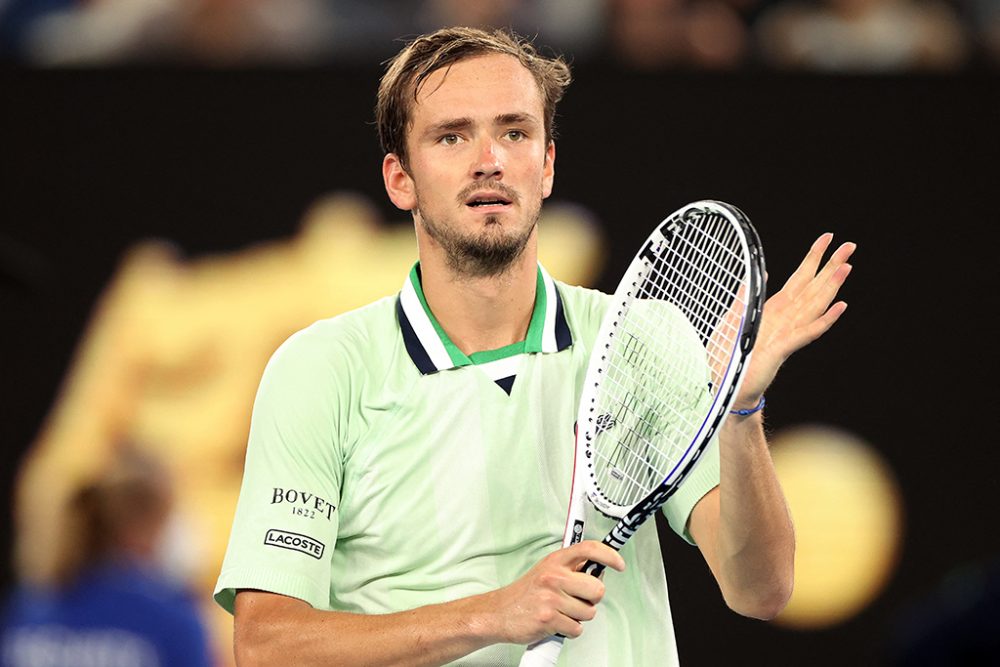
[2,1,999,666]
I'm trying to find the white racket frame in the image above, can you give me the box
[520,200,765,666]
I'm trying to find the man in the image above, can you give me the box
[215,26,855,666]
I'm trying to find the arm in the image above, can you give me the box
[233,541,625,667]
[689,233,856,619]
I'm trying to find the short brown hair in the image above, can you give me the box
[376,27,572,165]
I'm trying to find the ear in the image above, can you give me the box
[383,153,416,211]
[541,141,556,199]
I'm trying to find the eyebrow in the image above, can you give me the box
[423,112,541,138]
[425,117,474,137]
[495,112,539,127]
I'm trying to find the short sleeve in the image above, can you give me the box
[655,301,722,545]
[660,432,719,544]
[214,327,348,613]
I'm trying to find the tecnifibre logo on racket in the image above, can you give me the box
[594,413,616,434]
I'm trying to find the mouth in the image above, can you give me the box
[464,192,513,211]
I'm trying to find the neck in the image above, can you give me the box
[418,232,539,355]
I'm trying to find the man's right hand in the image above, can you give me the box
[232,541,626,666]
[486,540,626,644]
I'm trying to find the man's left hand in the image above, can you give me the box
[733,232,856,411]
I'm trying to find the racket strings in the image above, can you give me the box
[640,217,746,375]
[589,212,748,508]
[593,329,706,502]
[643,218,744,340]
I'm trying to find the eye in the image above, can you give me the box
[439,134,462,146]
[505,130,526,142]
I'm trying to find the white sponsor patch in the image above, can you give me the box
[264,529,325,559]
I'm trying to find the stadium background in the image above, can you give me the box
[2,3,999,664]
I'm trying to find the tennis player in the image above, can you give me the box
[215,26,855,666]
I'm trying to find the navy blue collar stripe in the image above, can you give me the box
[396,297,437,375]
[554,286,572,351]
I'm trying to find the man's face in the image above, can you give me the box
[383,53,555,277]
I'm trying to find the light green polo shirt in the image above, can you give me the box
[215,263,720,666]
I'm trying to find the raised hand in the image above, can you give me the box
[734,233,856,410]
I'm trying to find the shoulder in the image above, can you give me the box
[263,295,399,386]
[278,295,398,364]
[250,295,404,448]
[555,281,611,343]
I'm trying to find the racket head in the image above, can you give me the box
[577,200,765,519]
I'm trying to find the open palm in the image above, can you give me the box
[735,233,856,410]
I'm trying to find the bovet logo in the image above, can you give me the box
[271,488,336,521]
[264,529,325,559]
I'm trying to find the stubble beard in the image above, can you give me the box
[415,196,541,280]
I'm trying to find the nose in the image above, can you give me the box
[472,138,503,180]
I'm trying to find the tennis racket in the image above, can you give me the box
[519,200,766,666]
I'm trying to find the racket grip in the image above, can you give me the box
[582,560,606,578]
[519,636,565,667]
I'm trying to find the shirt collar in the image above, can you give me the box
[396,262,573,375]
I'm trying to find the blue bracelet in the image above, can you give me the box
[730,395,766,416]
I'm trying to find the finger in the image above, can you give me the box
[798,261,853,324]
[781,233,833,296]
[561,571,608,605]
[563,541,625,573]
[556,591,599,623]
[552,614,585,639]
[803,300,848,344]
[809,242,856,291]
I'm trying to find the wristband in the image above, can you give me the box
[730,395,765,416]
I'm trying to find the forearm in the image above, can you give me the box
[233,539,625,667]
[234,590,504,667]
[690,231,853,618]
[713,411,795,618]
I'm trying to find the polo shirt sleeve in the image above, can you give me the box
[659,303,722,545]
[660,432,720,545]
[214,326,347,614]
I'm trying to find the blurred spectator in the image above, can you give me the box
[0,0,606,65]
[3,0,336,65]
[0,0,75,59]
[966,0,1000,64]
[416,0,606,58]
[2,0,992,69]
[755,0,970,71]
[419,0,525,30]
[0,451,212,667]
[608,0,751,69]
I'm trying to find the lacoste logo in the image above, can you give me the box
[264,529,325,559]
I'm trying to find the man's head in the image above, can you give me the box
[378,28,572,278]
[376,27,571,169]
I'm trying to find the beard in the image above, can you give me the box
[415,187,541,279]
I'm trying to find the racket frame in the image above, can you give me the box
[520,200,765,666]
